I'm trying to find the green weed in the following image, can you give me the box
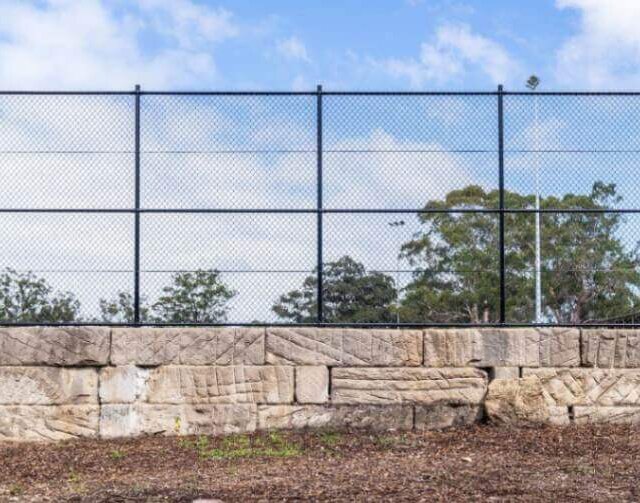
[8,484,23,496]
[109,449,126,460]
[318,431,342,447]
[184,432,303,460]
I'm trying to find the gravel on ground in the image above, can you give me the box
[1,424,639,502]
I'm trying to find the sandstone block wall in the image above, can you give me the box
[1,326,639,441]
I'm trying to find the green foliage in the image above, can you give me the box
[153,270,236,323]
[0,268,80,322]
[318,431,342,447]
[183,433,302,460]
[9,181,637,326]
[8,484,24,496]
[272,256,397,323]
[400,182,640,323]
[100,269,236,323]
[109,449,126,461]
[373,433,410,448]
[99,292,150,323]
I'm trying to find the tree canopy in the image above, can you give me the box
[399,182,640,323]
[152,269,236,323]
[0,268,80,322]
[272,255,397,323]
[99,292,150,323]
[100,269,236,323]
[5,182,639,325]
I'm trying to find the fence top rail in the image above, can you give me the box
[2,322,640,328]
[2,89,640,96]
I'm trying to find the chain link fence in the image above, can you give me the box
[1,88,640,326]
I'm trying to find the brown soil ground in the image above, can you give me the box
[1,424,640,502]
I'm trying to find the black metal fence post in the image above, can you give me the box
[134,84,141,324]
[498,85,506,324]
[8,87,640,329]
[316,85,324,323]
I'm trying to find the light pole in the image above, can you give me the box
[526,75,543,323]
[388,220,405,324]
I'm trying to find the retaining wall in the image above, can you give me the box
[0,326,638,441]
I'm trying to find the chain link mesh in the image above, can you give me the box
[0,91,638,325]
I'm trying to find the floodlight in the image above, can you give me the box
[526,75,540,90]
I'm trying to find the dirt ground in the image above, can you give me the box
[1,424,640,502]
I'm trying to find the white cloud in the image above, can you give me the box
[276,36,310,63]
[380,24,520,87]
[138,0,237,48]
[0,0,238,90]
[0,89,487,320]
[555,0,640,88]
[324,128,478,210]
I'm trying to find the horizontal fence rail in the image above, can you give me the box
[2,86,640,327]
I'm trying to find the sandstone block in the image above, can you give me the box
[484,377,570,425]
[573,406,640,424]
[257,405,413,431]
[331,367,487,405]
[581,329,640,367]
[266,328,422,366]
[0,405,99,441]
[99,366,150,404]
[492,367,520,379]
[111,327,265,366]
[423,328,579,367]
[0,327,109,366]
[523,368,640,407]
[144,366,294,404]
[0,367,97,405]
[414,404,483,430]
[295,366,329,404]
[99,403,257,438]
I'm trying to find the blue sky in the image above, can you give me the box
[2,0,640,322]
[0,0,638,91]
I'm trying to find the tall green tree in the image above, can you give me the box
[0,268,80,322]
[99,292,151,323]
[100,269,236,323]
[273,256,397,323]
[400,182,640,323]
[153,269,236,323]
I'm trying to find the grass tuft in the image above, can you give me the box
[182,432,303,460]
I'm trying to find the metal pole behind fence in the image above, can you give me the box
[316,85,324,323]
[498,85,506,323]
[134,84,141,324]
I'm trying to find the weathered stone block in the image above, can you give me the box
[99,366,150,404]
[573,406,640,424]
[423,328,579,367]
[492,367,520,379]
[295,366,329,404]
[111,327,265,366]
[0,327,109,366]
[484,376,569,424]
[423,329,482,367]
[266,328,422,366]
[144,366,294,404]
[331,367,487,405]
[0,405,99,441]
[99,404,257,438]
[523,368,640,407]
[414,404,483,430]
[0,367,97,405]
[257,405,413,431]
[581,329,640,367]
